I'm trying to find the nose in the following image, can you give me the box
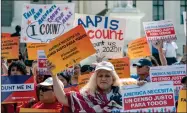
[101,76,106,80]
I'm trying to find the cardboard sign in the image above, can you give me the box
[37,50,50,75]
[127,37,151,59]
[21,3,75,43]
[150,65,186,100]
[1,75,36,103]
[44,25,96,75]
[20,108,59,113]
[27,43,47,60]
[122,81,175,112]
[74,14,126,59]
[183,11,186,36]
[109,57,130,78]
[64,84,79,93]
[1,37,19,59]
[143,20,176,41]
[78,73,92,89]
[177,90,187,112]
[1,33,11,38]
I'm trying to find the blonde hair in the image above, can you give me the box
[80,69,122,95]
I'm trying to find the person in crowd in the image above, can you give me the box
[151,45,162,65]
[145,56,159,66]
[181,76,187,90]
[47,61,145,112]
[8,61,27,76]
[70,64,81,85]
[152,40,167,66]
[57,72,71,87]
[81,64,95,75]
[31,77,62,112]
[11,25,21,37]
[163,40,178,65]
[133,59,152,82]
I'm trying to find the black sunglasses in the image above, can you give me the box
[39,87,53,92]
[137,66,143,68]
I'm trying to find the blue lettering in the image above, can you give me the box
[86,16,95,27]
[110,20,119,30]
[78,18,87,28]
[95,16,102,27]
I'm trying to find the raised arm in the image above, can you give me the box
[47,61,69,106]
[152,40,167,66]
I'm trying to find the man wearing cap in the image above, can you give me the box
[133,59,152,82]
[31,77,62,112]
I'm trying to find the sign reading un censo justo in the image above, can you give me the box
[21,3,75,43]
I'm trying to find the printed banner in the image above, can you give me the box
[37,50,50,75]
[127,37,151,59]
[1,75,36,103]
[143,20,176,41]
[108,57,130,78]
[1,33,11,38]
[27,43,47,60]
[177,90,187,112]
[122,81,175,112]
[20,108,59,113]
[44,25,96,75]
[1,37,19,59]
[21,3,75,43]
[78,73,92,89]
[74,14,126,58]
[150,65,186,100]
[183,11,186,36]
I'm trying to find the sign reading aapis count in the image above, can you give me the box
[74,14,126,59]
[21,3,75,43]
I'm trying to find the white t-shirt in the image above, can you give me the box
[163,42,178,57]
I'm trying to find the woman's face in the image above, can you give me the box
[58,76,68,87]
[10,66,23,75]
[74,65,81,76]
[39,86,56,103]
[96,70,113,92]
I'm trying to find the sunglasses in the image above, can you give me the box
[39,87,53,92]
[137,66,143,68]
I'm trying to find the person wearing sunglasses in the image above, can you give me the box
[31,77,62,112]
[133,59,152,82]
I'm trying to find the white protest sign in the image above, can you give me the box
[183,11,186,36]
[74,14,126,58]
[150,65,186,99]
[1,83,34,92]
[21,3,75,43]
[143,20,176,41]
[121,81,176,112]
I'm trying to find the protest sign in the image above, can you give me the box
[27,43,47,60]
[122,81,175,112]
[78,73,92,89]
[64,84,79,93]
[108,57,130,78]
[1,33,11,38]
[1,75,36,103]
[183,11,186,36]
[150,65,186,100]
[37,50,50,75]
[44,25,96,75]
[177,90,187,112]
[20,108,59,113]
[143,20,176,41]
[74,14,126,59]
[127,37,151,59]
[1,37,19,59]
[21,3,75,43]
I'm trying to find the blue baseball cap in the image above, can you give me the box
[133,59,152,67]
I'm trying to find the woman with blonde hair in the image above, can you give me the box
[47,61,141,112]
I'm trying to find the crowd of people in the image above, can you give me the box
[1,25,187,113]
